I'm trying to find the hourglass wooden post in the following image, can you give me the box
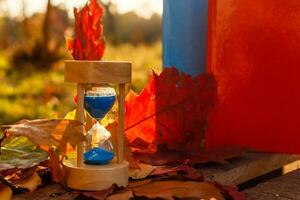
[63,60,131,191]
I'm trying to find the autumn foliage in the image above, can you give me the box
[66,0,105,60]
[125,67,218,164]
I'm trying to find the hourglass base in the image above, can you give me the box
[63,158,129,191]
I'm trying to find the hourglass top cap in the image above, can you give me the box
[64,60,132,84]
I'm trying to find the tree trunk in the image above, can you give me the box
[42,0,51,54]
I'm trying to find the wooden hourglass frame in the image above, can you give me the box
[62,60,131,191]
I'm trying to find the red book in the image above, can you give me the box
[206,0,300,153]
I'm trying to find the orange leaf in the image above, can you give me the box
[125,68,217,157]
[0,186,12,200]
[67,0,105,60]
[132,181,224,200]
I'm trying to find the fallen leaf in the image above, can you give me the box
[67,0,105,60]
[17,172,41,192]
[129,163,155,180]
[216,184,248,200]
[125,68,218,163]
[0,186,12,200]
[48,148,65,183]
[133,146,244,166]
[3,119,86,155]
[0,166,42,193]
[2,167,36,184]
[132,181,224,200]
[0,136,48,172]
[0,164,14,172]
[80,184,116,200]
[150,165,203,181]
[128,179,153,189]
[107,190,133,200]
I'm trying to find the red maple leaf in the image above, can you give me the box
[66,0,105,60]
[125,67,218,162]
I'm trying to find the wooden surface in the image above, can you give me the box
[245,169,300,200]
[13,184,75,200]
[15,153,300,199]
[201,152,299,186]
[65,61,132,84]
[63,159,129,191]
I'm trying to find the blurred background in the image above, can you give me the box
[0,0,163,125]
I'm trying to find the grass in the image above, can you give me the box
[104,42,162,91]
[0,42,162,125]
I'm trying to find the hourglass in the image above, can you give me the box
[84,84,116,162]
[63,60,131,191]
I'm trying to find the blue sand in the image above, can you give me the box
[84,147,114,165]
[84,95,116,120]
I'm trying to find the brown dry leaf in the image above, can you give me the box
[107,190,134,200]
[4,119,86,154]
[17,172,41,192]
[134,146,245,166]
[150,165,204,181]
[132,181,224,200]
[129,163,155,180]
[0,186,12,200]
[3,167,36,184]
[48,148,66,183]
[80,184,116,200]
[0,164,14,172]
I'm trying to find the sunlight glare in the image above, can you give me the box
[0,0,162,18]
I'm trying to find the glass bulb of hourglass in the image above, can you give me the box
[83,84,116,164]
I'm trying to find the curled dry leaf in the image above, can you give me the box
[0,186,12,200]
[48,148,66,183]
[0,164,14,172]
[80,184,116,200]
[3,119,86,155]
[129,163,155,180]
[17,172,41,192]
[107,190,133,200]
[132,180,224,200]
[150,165,203,181]
[217,185,248,200]
[0,166,42,193]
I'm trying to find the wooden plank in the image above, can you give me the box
[13,184,75,200]
[283,160,300,174]
[201,152,300,186]
[245,169,300,200]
